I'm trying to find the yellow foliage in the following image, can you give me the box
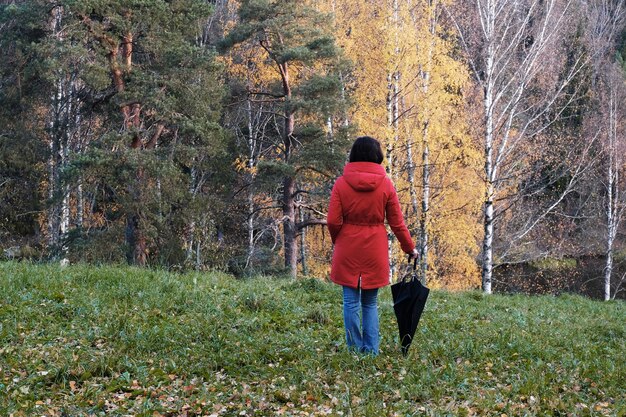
[312,0,483,289]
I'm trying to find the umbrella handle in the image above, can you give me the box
[406,254,418,271]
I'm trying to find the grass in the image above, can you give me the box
[0,262,624,416]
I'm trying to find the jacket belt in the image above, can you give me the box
[343,220,384,226]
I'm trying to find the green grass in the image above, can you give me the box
[0,262,624,416]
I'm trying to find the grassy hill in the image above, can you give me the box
[0,263,624,416]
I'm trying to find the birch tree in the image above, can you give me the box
[0,2,87,257]
[584,0,626,300]
[449,0,588,293]
[387,0,401,281]
[601,73,626,300]
[215,0,291,274]
[46,5,87,258]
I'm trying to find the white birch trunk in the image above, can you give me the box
[59,73,73,257]
[77,178,84,229]
[186,166,197,262]
[478,0,497,295]
[245,97,257,269]
[406,135,418,215]
[246,193,254,268]
[73,76,83,231]
[418,1,436,283]
[482,53,495,294]
[480,0,496,293]
[420,135,430,284]
[604,88,618,301]
[47,53,63,250]
[386,72,396,283]
[386,0,400,283]
[47,5,77,257]
[47,122,59,248]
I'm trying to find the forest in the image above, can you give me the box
[1,0,626,300]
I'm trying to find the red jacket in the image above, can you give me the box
[327,162,415,289]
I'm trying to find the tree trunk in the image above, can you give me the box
[406,135,418,218]
[481,96,495,293]
[482,182,495,294]
[482,85,495,294]
[76,177,84,229]
[60,183,70,254]
[126,213,147,265]
[59,71,73,257]
[245,97,256,269]
[299,204,308,276]
[74,73,84,231]
[604,89,618,301]
[386,0,400,282]
[406,134,421,279]
[104,30,149,266]
[481,5,496,294]
[47,95,60,250]
[283,176,297,277]
[278,58,298,278]
[418,3,436,284]
[604,242,613,301]
[420,133,430,284]
[47,6,63,253]
[47,125,60,249]
[386,71,396,283]
[186,166,197,263]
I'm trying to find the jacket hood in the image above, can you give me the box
[342,162,387,191]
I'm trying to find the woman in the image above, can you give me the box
[327,136,418,355]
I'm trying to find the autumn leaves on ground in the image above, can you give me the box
[1,263,624,416]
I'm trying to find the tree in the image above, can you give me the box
[0,2,48,246]
[600,68,626,300]
[0,0,227,266]
[585,0,626,300]
[327,0,482,287]
[0,1,84,256]
[408,0,482,287]
[449,0,589,293]
[65,0,226,266]
[219,0,351,278]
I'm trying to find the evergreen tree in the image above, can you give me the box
[219,0,351,277]
[0,1,227,266]
[66,0,227,266]
[0,2,65,251]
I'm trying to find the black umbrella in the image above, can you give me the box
[391,258,430,356]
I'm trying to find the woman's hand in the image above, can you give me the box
[409,248,419,261]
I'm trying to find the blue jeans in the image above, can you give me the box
[342,286,379,355]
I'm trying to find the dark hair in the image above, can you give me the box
[349,136,384,164]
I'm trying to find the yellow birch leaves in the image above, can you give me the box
[319,0,483,288]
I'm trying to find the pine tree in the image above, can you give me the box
[1,0,226,266]
[219,0,351,278]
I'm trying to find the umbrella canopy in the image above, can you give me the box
[391,259,430,356]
